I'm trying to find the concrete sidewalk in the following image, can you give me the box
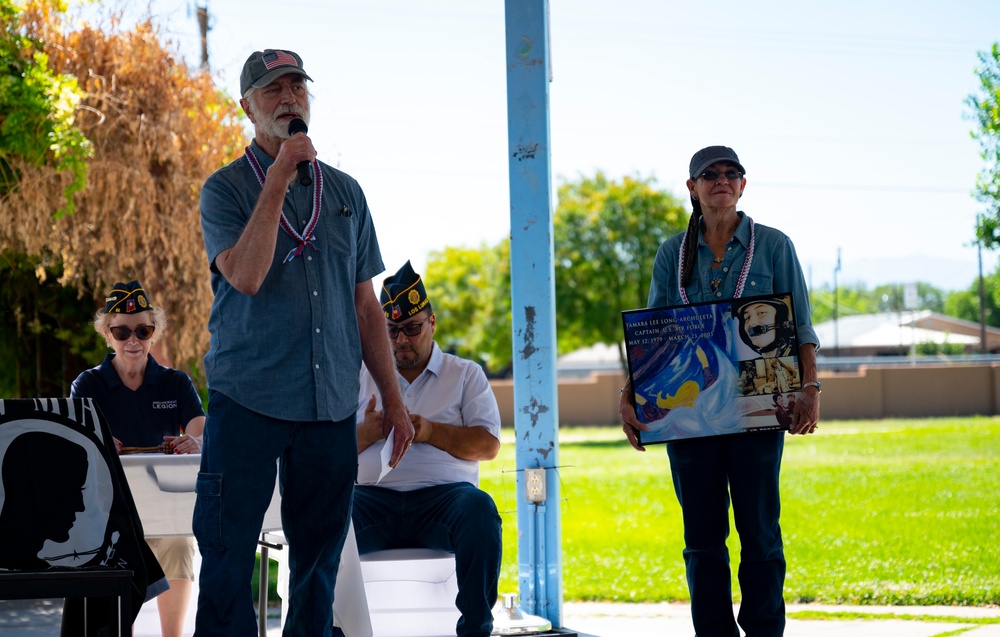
[2,598,999,636]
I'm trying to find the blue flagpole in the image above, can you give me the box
[504,0,562,627]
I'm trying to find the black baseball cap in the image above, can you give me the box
[689,146,746,179]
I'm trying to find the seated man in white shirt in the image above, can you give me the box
[353,261,503,637]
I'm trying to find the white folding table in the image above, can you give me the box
[120,454,283,537]
[120,454,282,637]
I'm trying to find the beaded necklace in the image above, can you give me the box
[244,145,324,263]
[677,215,755,305]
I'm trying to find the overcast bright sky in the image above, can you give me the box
[90,0,1000,295]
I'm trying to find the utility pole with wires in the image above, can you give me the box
[196,4,210,71]
[833,247,841,357]
[978,213,988,354]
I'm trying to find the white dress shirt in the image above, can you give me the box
[356,343,501,491]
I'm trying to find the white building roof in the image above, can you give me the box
[557,311,1000,368]
[812,311,1000,350]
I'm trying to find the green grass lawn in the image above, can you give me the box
[478,417,1000,606]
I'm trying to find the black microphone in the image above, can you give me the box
[287,118,312,187]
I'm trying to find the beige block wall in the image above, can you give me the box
[489,364,1000,427]
[490,372,625,429]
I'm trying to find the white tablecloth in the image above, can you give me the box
[120,454,282,537]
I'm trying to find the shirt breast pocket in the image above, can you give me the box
[321,215,356,257]
[742,273,774,296]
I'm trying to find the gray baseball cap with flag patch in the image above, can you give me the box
[240,49,313,97]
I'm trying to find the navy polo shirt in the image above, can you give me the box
[70,354,205,447]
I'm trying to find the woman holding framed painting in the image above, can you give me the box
[619,146,821,637]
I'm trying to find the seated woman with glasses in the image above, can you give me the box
[70,279,205,637]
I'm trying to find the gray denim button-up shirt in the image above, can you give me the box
[648,212,819,347]
[200,141,385,422]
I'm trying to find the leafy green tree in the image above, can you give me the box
[424,242,512,375]
[968,43,1000,246]
[0,0,246,396]
[554,173,688,370]
[425,172,688,373]
[945,261,1000,328]
[872,282,946,314]
[1,0,95,396]
[915,340,968,356]
[0,0,90,215]
[809,283,880,324]
[0,253,106,397]
[810,281,946,324]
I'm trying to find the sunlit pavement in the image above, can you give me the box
[2,599,999,637]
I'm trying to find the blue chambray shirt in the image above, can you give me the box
[200,141,385,422]
[648,212,819,347]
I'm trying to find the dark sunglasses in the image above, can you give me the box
[109,325,156,341]
[698,170,743,182]
[387,316,430,339]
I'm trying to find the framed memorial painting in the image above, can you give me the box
[622,293,803,445]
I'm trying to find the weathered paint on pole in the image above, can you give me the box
[504,0,562,626]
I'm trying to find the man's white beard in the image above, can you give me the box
[254,102,311,139]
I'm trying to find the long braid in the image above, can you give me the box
[680,198,702,288]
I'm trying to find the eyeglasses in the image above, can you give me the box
[109,325,156,341]
[698,170,743,182]
[387,316,430,339]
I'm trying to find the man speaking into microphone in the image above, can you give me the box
[196,48,414,636]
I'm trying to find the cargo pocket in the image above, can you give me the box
[192,472,224,551]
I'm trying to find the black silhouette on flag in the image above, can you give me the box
[0,398,165,635]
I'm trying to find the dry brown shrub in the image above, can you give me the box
[0,3,248,373]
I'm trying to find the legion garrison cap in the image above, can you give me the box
[380,261,431,321]
[104,280,151,314]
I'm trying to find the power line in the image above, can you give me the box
[564,18,983,61]
[755,182,970,194]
